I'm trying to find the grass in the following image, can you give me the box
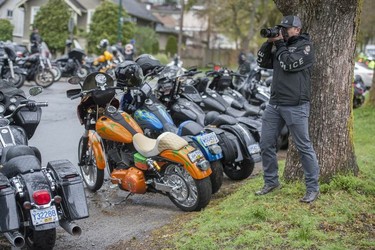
[117,105,375,250]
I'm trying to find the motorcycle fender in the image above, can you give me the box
[13,67,27,75]
[159,146,212,180]
[21,172,59,231]
[88,131,106,170]
[47,160,89,220]
[0,173,19,233]
[191,134,223,162]
[220,124,261,162]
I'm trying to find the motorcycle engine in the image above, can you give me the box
[111,167,146,193]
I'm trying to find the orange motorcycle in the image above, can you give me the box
[66,72,212,211]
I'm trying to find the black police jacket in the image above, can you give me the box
[257,33,314,106]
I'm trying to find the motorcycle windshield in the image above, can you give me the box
[82,72,114,91]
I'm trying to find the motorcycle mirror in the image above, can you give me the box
[29,86,43,96]
[68,76,81,85]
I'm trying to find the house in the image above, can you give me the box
[0,0,25,42]
[14,0,161,48]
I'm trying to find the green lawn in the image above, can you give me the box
[121,105,375,250]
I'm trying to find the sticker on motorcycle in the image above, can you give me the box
[30,206,59,226]
[200,132,219,147]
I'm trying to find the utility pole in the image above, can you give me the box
[178,0,184,56]
[118,0,123,42]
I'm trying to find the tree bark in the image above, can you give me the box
[272,0,360,182]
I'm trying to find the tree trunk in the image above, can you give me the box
[368,68,375,106]
[273,0,360,182]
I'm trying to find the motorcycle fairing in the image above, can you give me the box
[159,145,212,180]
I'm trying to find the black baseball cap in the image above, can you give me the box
[278,15,302,28]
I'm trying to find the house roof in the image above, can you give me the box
[0,0,6,8]
[15,0,85,15]
[113,0,160,23]
[153,12,176,28]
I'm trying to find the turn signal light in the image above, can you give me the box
[32,190,51,205]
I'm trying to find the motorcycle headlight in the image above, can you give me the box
[8,104,16,111]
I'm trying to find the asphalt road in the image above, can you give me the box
[1,79,263,250]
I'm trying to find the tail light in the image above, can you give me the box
[32,190,51,205]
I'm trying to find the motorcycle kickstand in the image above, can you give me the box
[113,192,134,205]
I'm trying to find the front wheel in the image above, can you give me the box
[210,160,224,194]
[35,68,54,88]
[78,136,104,192]
[224,158,254,180]
[50,65,62,82]
[76,66,89,78]
[6,72,25,88]
[25,228,56,250]
[164,164,212,212]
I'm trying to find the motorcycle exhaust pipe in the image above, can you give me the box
[3,231,25,248]
[60,220,82,236]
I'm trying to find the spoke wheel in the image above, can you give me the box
[164,164,211,212]
[78,136,104,192]
[35,68,54,88]
[224,158,254,180]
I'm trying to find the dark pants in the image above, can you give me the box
[260,102,319,192]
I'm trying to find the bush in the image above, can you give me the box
[165,35,177,56]
[153,53,169,65]
[134,27,159,55]
[0,19,13,41]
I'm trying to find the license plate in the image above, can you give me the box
[188,150,204,162]
[30,206,59,226]
[200,132,219,147]
[248,143,261,155]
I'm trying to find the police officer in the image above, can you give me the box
[256,15,320,203]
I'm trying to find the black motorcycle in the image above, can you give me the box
[152,68,262,180]
[54,48,89,78]
[353,74,366,108]
[16,51,55,88]
[0,42,27,88]
[0,82,88,249]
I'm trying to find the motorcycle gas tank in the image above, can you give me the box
[134,99,177,133]
[171,98,206,126]
[200,89,228,112]
[96,111,143,143]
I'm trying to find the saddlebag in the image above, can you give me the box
[46,160,89,220]
[0,173,20,232]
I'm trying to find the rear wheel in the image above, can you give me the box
[35,68,54,88]
[78,136,104,192]
[164,164,212,211]
[210,160,224,194]
[25,228,56,250]
[224,158,254,180]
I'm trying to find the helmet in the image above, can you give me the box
[135,54,161,75]
[99,39,109,49]
[115,61,144,87]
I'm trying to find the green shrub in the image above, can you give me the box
[0,19,13,41]
[165,35,177,56]
[154,53,169,65]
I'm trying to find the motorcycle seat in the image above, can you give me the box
[1,155,41,178]
[209,114,238,127]
[133,132,188,157]
[1,145,36,164]
[178,121,204,136]
[226,106,256,118]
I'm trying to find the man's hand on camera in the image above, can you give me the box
[267,30,284,42]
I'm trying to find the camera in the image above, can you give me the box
[260,26,280,38]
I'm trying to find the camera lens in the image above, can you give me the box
[260,29,270,38]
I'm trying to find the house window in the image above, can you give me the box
[7,10,13,18]
[87,9,95,32]
[30,6,40,26]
